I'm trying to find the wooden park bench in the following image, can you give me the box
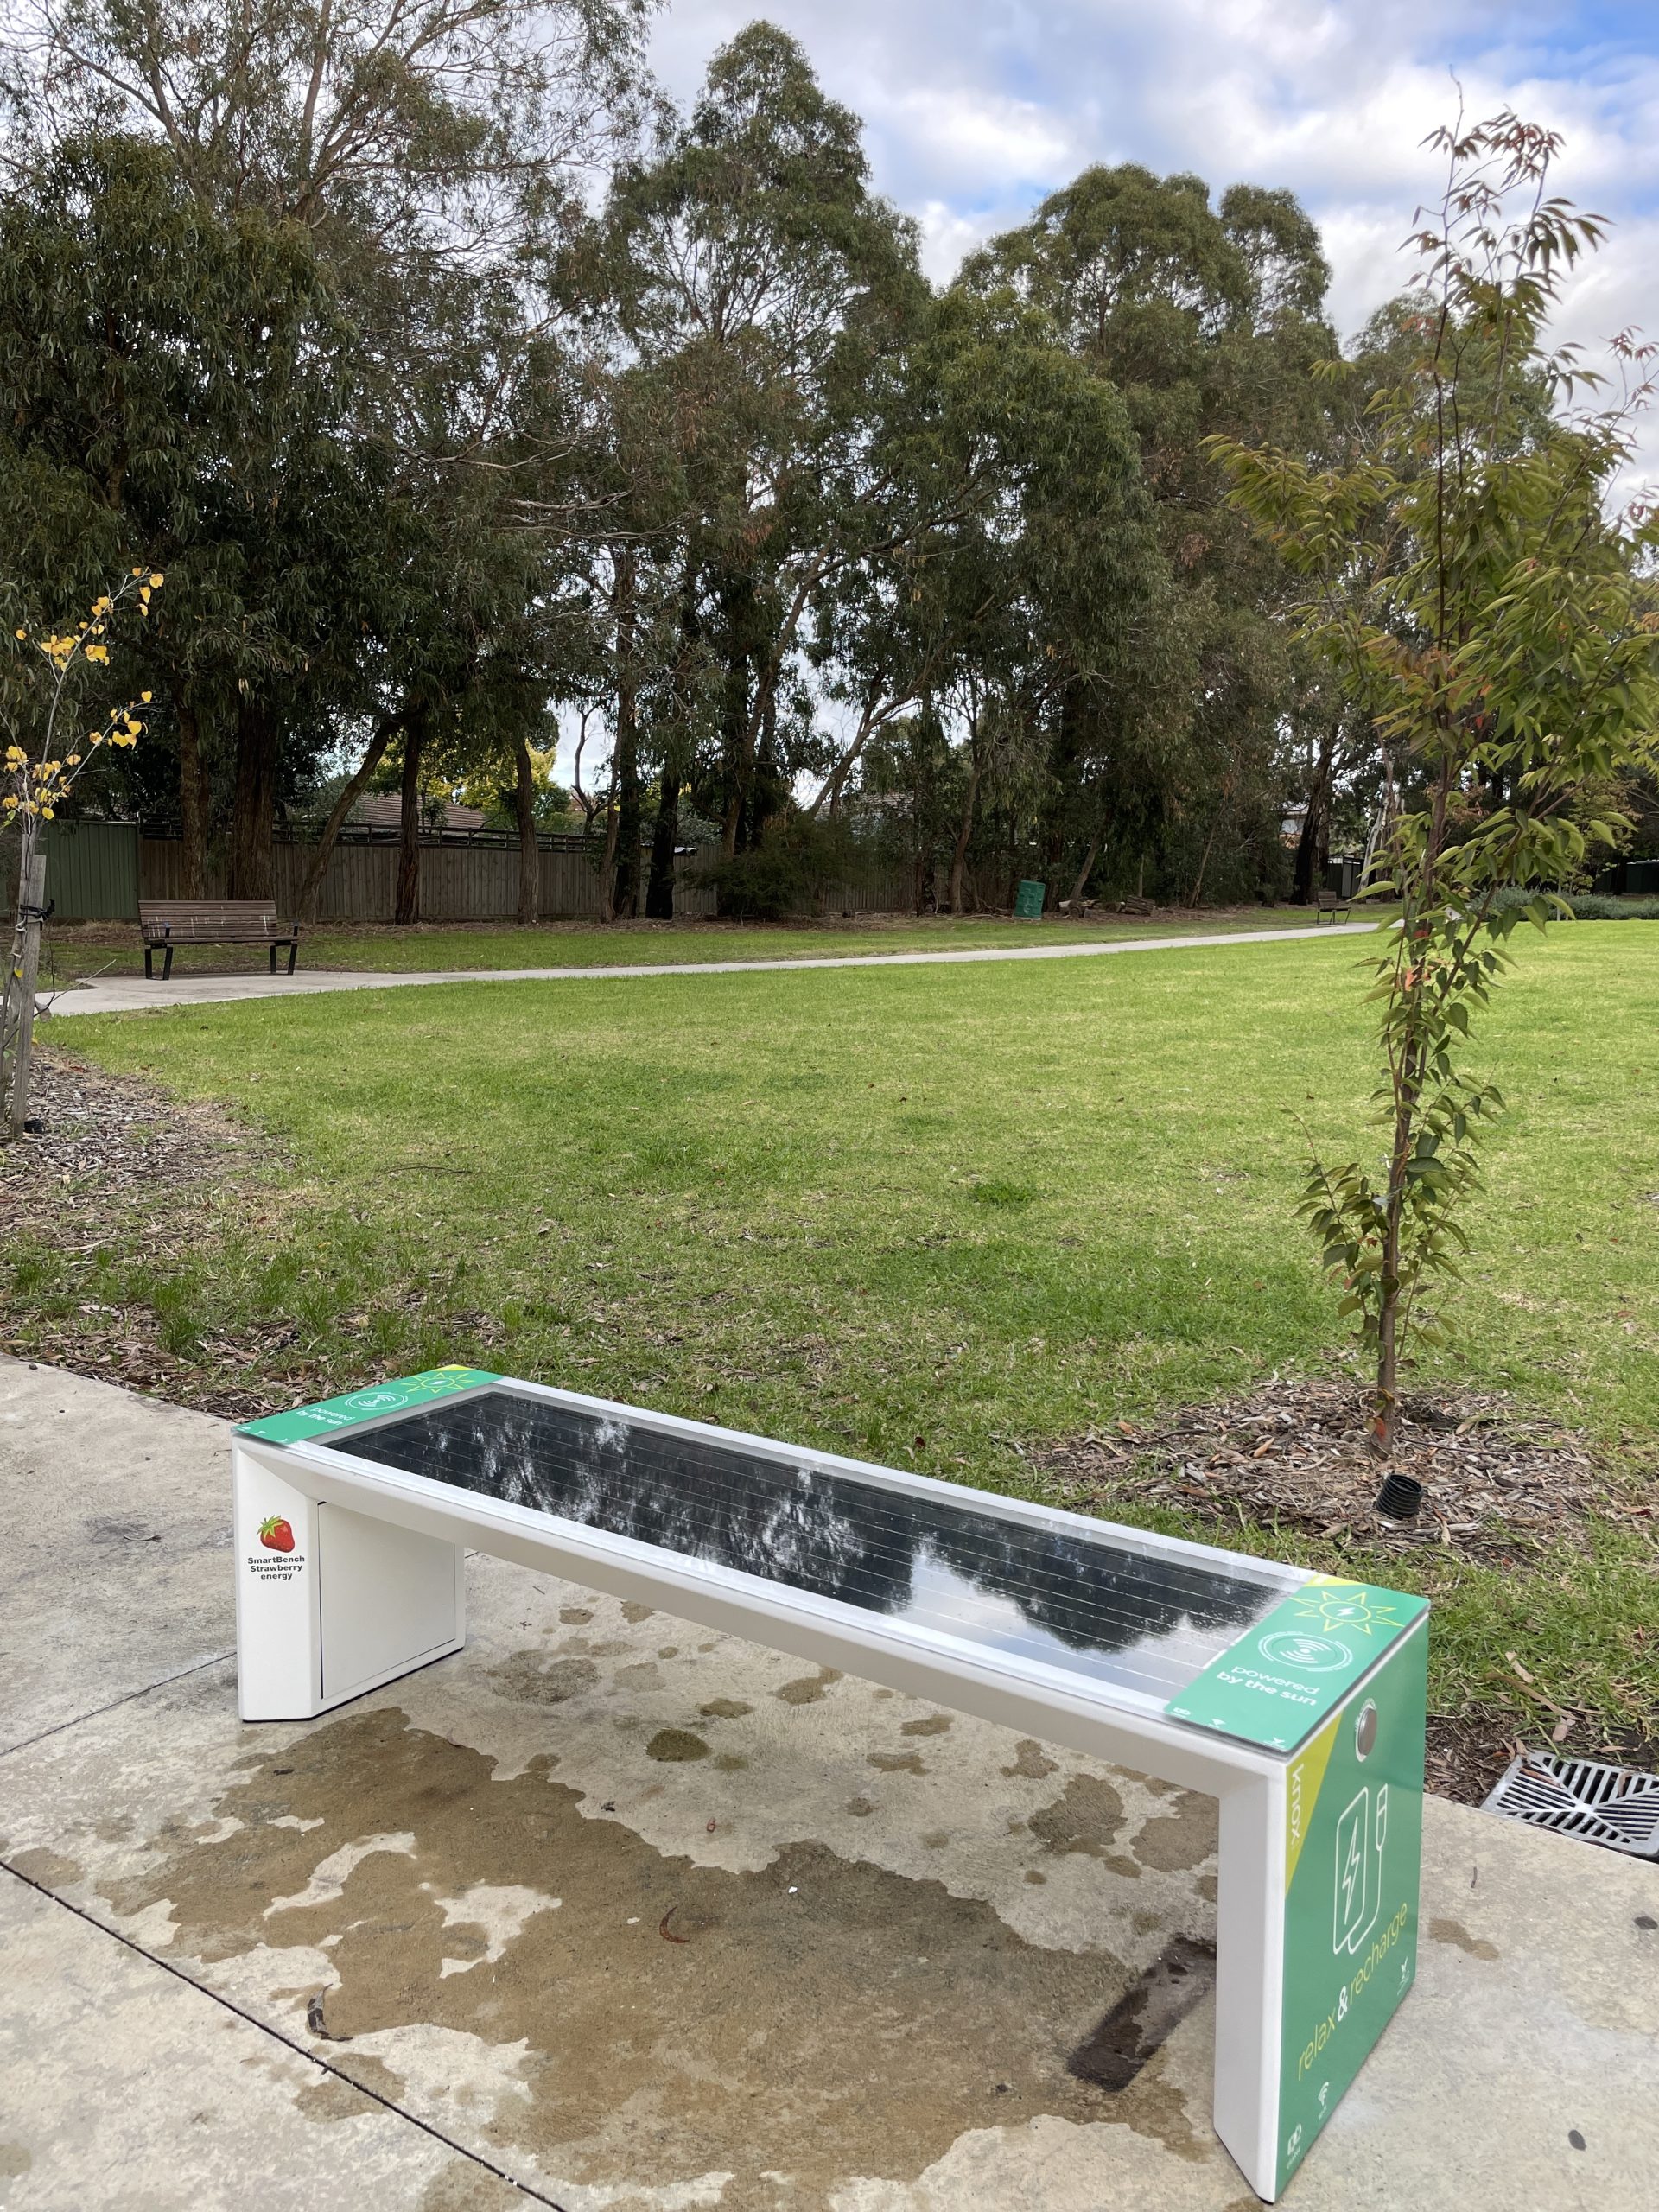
[233,1368,1428,2202]
[139,899,301,980]
[1313,889,1351,925]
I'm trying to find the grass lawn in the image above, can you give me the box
[46,903,1344,980]
[10,922,1657,1774]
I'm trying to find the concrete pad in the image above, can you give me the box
[47,922,1376,1020]
[0,1361,232,1751]
[2,1357,1655,2211]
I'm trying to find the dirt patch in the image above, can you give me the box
[1038,1373,1649,1567]
[105,1707,1209,2207]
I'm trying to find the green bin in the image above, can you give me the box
[1014,878,1046,919]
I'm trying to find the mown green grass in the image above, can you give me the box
[48,903,1341,979]
[17,923,1659,1738]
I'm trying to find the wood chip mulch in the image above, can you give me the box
[1036,1372,1653,1567]
[1,1048,246,1228]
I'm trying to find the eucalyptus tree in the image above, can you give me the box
[593,23,929,863]
[962,163,1338,898]
[812,283,1174,909]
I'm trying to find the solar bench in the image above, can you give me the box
[139,899,302,980]
[233,1367,1427,2202]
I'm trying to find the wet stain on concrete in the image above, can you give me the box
[620,1603,654,1624]
[295,2074,380,2123]
[697,1699,753,1719]
[774,1668,842,1705]
[711,1752,748,1773]
[107,1708,1172,2209]
[1066,1938,1216,2090]
[1001,1739,1058,1780]
[1196,1874,1218,1904]
[418,2155,526,2209]
[7,1847,83,1888]
[900,1715,952,1738]
[845,1798,875,1818]
[645,1730,711,1763]
[0,2145,32,2180]
[1131,1791,1217,1873]
[557,1608,593,1626]
[486,1656,599,1707]
[868,1751,927,1775]
[1429,1916,1500,1961]
[1031,1777,1127,1859]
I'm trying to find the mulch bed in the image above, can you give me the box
[2,1048,247,1230]
[1038,1375,1658,1804]
[1035,1372,1653,1568]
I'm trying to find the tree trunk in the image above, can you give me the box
[611,556,642,920]
[297,714,399,922]
[513,730,539,925]
[717,575,758,860]
[947,734,982,915]
[3,841,45,1137]
[175,691,209,898]
[395,711,426,927]
[227,696,278,898]
[1293,717,1340,904]
[1068,807,1109,908]
[645,765,680,919]
[1370,752,1454,1455]
[596,774,621,924]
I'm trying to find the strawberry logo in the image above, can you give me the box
[258,1515,296,1554]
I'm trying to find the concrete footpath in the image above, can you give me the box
[3,1357,1655,2211]
[48,920,1376,1020]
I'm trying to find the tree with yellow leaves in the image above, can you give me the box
[3,569,162,1138]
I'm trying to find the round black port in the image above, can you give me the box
[1375,1471,1424,1521]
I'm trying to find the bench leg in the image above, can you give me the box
[1212,1623,1427,2200]
[270,943,278,975]
[143,947,153,980]
[162,944,174,982]
[287,939,298,975]
[233,1444,466,1721]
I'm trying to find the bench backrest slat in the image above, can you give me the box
[139,899,295,941]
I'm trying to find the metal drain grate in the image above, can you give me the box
[1484,1751,1659,1859]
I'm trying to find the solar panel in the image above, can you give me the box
[334,1388,1294,1703]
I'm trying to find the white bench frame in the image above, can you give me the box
[232,1375,1424,2202]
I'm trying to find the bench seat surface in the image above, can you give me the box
[272,1382,1299,1708]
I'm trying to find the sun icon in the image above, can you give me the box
[1289,1583,1402,1641]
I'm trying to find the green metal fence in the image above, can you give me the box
[42,819,141,920]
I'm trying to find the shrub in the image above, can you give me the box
[1567,894,1659,920]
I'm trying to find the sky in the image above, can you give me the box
[649,0,1659,373]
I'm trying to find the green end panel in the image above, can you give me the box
[1164,1576,1429,1753]
[1274,1618,1427,2192]
[236,1366,500,1446]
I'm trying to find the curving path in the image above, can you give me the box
[48,919,1378,1020]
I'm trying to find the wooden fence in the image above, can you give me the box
[37,822,912,925]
